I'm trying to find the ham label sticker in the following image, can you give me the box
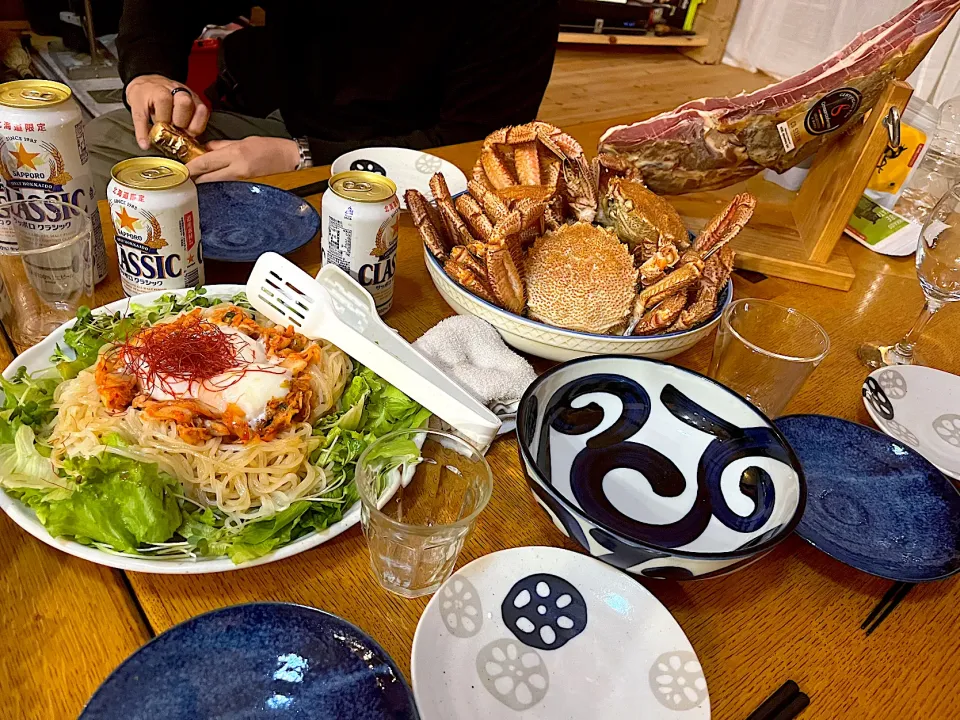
[777,87,863,152]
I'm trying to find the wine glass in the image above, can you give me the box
[859,182,960,368]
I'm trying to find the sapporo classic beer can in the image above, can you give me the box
[108,157,204,296]
[0,80,108,282]
[322,171,400,315]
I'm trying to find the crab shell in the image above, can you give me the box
[602,177,689,258]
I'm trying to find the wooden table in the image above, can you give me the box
[5,118,960,720]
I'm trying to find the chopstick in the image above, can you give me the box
[861,581,915,636]
[289,178,329,198]
[745,680,810,720]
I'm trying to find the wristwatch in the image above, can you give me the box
[295,137,313,170]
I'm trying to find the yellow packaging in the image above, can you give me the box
[867,123,927,196]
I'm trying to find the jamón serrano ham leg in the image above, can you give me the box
[598,0,960,195]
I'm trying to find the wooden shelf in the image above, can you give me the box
[558,32,709,47]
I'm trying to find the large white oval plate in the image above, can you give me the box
[411,546,710,718]
[0,285,365,574]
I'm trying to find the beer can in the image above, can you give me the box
[322,171,400,315]
[108,157,204,296]
[0,79,108,282]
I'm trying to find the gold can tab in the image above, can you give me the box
[0,79,72,108]
[330,171,398,203]
[111,157,191,190]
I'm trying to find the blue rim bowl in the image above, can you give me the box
[517,355,807,580]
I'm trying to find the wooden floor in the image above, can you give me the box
[538,47,772,128]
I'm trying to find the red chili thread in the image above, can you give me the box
[114,314,282,398]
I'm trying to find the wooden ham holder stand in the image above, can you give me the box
[669,79,915,291]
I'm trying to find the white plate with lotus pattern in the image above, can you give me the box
[862,365,960,480]
[411,546,710,718]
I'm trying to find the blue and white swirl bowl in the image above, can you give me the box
[517,356,807,580]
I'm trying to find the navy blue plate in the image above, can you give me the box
[775,414,960,582]
[198,182,320,262]
[81,603,419,720]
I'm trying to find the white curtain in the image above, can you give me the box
[723,0,960,106]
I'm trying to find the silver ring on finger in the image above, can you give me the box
[170,87,191,98]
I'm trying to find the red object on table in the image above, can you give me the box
[185,38,219,107]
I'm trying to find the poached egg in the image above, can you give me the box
[133,326,293,424]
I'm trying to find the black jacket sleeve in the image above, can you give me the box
[306,0,559,164]
[116,1,248,85]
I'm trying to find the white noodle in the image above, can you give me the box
[48,321,352,525]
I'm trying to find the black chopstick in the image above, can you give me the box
[746,680,810,720]
[289,178,329,198]
[861,581,915,636]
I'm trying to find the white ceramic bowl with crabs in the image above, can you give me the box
[425,248,731,362]
[411,546,710,719]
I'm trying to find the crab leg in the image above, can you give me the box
[495,185,554,204]
[541,154,562,188]
[514,198,547,231]
[455,194,493,241]
[624,262,702,335]
[690,193,757,257]
[544,203,564,231]
[468,179,511,223]
[670,246,735,332]
[481,146,516,189]
[489,209,522,247]
[430,173,476,246]
[449,245,487,278]
[486,247,526,315]
[406,189,450,261]
[445,257,498,305]
[519,226,539,248]
[514,141,541,185]
[472,158,494,192]
[633,293,688,336]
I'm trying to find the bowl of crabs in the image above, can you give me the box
[408,122,753,362]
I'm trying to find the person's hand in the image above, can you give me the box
[185,137,301,183]
[125,74,209,150]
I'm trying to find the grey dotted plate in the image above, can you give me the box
[411,546,709,719]
[862,365,960,480]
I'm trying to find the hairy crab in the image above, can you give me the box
[407,121,758,340]
[625,193,756,335]
[473,121,598,223]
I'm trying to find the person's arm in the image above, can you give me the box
[117,1,246,148]
[302,0,559,164]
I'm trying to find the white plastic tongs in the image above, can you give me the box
[247,253,501,451]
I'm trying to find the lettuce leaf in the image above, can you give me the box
[356,366,432,438]
[362,435,421,466]
[34,453,183,553]
[0,425,71,499]
[180,502,312,563]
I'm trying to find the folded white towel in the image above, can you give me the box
[414,316,536,433]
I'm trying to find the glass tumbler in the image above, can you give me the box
[356,429,493,599]
[0,198,94,348]
[708,298,830,416]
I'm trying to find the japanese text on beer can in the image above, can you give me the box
[0,80,108,282]
[108,157,204,296]
[321,170,399,315]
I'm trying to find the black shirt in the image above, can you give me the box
[116,1,559,164]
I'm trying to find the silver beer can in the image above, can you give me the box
[108,157,204,296]
[322,170,400,315]
[0,79,108,282]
